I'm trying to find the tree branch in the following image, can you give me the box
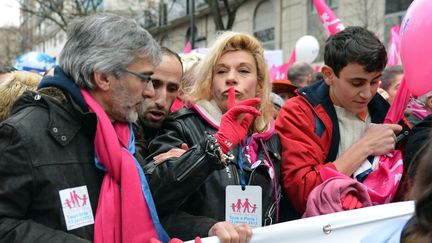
[225,0,248,30]
[18,0,102,34]
[205,0,225,30]
[19,6,66,32]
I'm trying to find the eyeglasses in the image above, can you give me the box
[121,69,153,84]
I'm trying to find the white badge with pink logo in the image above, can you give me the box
[225,185,262,228]
[59,185,94,230]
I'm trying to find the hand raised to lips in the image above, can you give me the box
[215,97,261,153]
[228,86,235,110]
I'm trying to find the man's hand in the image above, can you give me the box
[153,143,189,165]
[361,123,402,156]
[208,221,252,243]
[333,123,402,176]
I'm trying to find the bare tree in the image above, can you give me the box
[18,0,103,32]
[204,0,249,30]
[355,0,379,29]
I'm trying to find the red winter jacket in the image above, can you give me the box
[275,80,389,214]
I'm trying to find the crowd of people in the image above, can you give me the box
[0,13,431,243]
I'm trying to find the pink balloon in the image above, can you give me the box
[400,0,432,96]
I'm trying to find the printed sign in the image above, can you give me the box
[59,185,94,230]
[226,185,262,228]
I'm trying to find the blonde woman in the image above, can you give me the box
[145,32,283,242]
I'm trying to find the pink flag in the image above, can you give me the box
[287,48,296,67]
[384,77,411,124]
[183,41,192,54]
[270,63,289,81]
[386,25,401,67]
[313,0,345,36]
[270,49,296,81]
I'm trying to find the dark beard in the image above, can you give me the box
[137,117,161,140]
[141,117,163,129]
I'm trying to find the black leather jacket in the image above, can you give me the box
[0,88,103,242]
[144,107,282,240]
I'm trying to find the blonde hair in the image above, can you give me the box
[0,71,42,121]
[187,31,275,133]
[179,52,204,96]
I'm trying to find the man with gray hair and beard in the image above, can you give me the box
[0,14,170,242]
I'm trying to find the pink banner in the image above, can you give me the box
[386,25,401,67]
[313,0,345,36]
[287,48,296,67]
[270,49,296,81]
[270,63,290,81]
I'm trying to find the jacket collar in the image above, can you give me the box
[191,100,222,129]
[38,66,88,112]
[11,88,96,147]
[298,79,389,123]
[298,79,389,162]
[34,66,97,145]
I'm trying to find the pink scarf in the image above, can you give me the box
[81,89,158,243]
[241,122,275,163]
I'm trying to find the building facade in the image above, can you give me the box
[25,0,411,64]
[148,0,411,64]
[0,26,21,66]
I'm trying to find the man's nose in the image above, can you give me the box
[142,81,155,99]
[360,85,373,99]
[154,88,167,108]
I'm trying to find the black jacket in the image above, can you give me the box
[405,114,432,177]
[144,107,283,240]
[0,67,103,242]
[133,118,160,165]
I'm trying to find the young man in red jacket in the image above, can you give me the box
[276,26,402,215]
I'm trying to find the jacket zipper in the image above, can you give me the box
[264,200,277,226]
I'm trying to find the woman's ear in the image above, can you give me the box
[321,65,335,86]
[93,72,112,91]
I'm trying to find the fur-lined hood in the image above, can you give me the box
[0,71,42,122]
[37,66,88,112]
[8,66,88,121]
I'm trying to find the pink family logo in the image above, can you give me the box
[230,198,257,214]
[63,190,88,209]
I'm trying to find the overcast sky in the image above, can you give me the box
[0,0,20,27]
